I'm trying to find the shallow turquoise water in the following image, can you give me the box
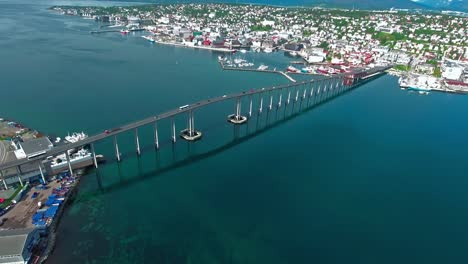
[2,1,468,263]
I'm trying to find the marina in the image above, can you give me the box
[218,57,297,82]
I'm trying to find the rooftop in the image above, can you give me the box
[0,227,37,263]
[20,137,52,156]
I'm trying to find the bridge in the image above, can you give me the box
[0,65,392,187]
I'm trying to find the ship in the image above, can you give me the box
[141,35,155,42]
[65,132,87,143]
[120,29,129,34]
[50,148,93,172]
[286,66,299,73]
[405,75,439,92]
[316,66,329,75]
[257,65,269,70]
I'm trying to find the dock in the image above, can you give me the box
[219,60,296,82]
[153,40,235,53]
[90,29,120,34]
[90,28,144,34]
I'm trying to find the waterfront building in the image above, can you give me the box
[0,228,41,264]
[13,137,53,160]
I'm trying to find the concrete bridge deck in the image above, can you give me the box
[0,65,392,173]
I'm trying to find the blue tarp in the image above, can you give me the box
[33,220,46,226]
[32,212,44,221]
[44,205,59,218]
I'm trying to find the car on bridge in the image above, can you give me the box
[104,128,121,134]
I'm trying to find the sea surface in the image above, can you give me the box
[1,0,468,263]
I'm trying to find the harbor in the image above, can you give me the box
[218,58,297,82]
[0,124,103,264]
[1,1,468,263]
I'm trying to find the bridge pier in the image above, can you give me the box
[315,86,321,105]
[287,91,291,105]
[319,82,326,103]
[334,78,340,96]
[91,143,98,168]
[228,97,248,124]
[38,164,46,183]
[181,110,202,141]
[154,121,159,149]
[2,178,6,190]
[295,88,299,102]
[113,136,121,162]
[65,151,73,175]
[171,117,176,143]
[259,94,264,113]
[248,95,253,117]
[268,92,273,111]
[135,128,141,155]
[16,166,23,187]
[308,86,314,106]
[278,91,282,108]
[0,170,7,190]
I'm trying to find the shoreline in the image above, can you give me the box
[39,179,80,264]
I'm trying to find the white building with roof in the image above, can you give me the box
[0,228,41,264]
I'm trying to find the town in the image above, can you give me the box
[51,3,468,93]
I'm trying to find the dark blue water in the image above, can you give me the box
[2,0,468,263]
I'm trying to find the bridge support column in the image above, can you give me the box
[181,110,202,141]
[248,95,253,117]
[171,117,176,143]
[134,128,141,155]
[295,89,299,102]
[91,143,98,168]
[0,170,7,190]
[268,94,273,110]
[65,151,73,175]
[113,136,121,162]
[315,86,321,104]
[2,178,7,190]
[308,87,314,105]
[334,78,340,96]
[154,121,159,149]
[259,95,264,113]
[228,97,248,124]
[287,91,291,105]
[278,92,282,108]
[38,164,46,183]
[302,87,307,100]
[326,80,333,100]
[16,166,23,187]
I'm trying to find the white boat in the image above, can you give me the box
[289,51,298,57]
[239,49,247,54]
[50,148,93,171]
[258,65,269,70]
[65,132,88,143]
[141,35,155,42]
[263,48,273,53]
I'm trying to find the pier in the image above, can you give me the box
[219,60,296,82]
[0,65,392,183]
